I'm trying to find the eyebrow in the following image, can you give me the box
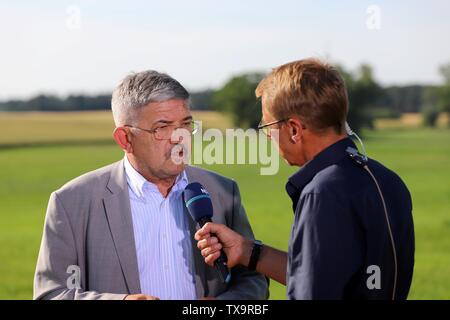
[153,116,193,125]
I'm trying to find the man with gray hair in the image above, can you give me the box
[34,70,268,300]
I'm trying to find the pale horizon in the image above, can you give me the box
[1,0,449,100]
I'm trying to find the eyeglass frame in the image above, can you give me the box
[258,118,307,137]
[123,120,199,140]
[257,118,288,137]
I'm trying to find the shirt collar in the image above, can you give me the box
[285,137,357,207]
[123,155,188,199]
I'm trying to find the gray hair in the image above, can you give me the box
[111,70,190,126]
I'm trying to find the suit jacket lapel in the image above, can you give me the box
[103,160,141,294]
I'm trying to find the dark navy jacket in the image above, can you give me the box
[285,138,414,299]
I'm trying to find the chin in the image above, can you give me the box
[165,162,187,176]
[284,157,303,167]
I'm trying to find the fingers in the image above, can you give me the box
[194,222,222,241]
[139,294,159,300]
[199,296,217,300]
[194,222,230,267]
[195,222,222,266]
[194,223,210,240]
[197,236,222,267]
[197,236,218,250]
[204,251,221,266]
[125,294,160,300]
[200,242,222,258]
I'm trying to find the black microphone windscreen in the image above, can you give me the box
[183,182,213,222]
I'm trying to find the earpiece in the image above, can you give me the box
[345,122,368,161]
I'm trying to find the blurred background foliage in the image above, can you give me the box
[2,62,449,133]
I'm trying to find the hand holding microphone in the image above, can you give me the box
[183,182,239,283]
[195,222,251,269]
[184,182,287,286]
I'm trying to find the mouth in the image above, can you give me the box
[168,144,189,165]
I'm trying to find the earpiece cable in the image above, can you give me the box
[345,121,397,300]
[363,165,398,300]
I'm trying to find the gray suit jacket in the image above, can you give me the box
[33,160,268,300]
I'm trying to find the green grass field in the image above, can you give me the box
[0,111,449,299]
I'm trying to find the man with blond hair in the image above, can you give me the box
[195,58,414,300]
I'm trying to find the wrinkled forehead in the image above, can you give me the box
[138,99,191,124]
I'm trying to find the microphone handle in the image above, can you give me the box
[198,217,231,284]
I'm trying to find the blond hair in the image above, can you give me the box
[256,58,348,133]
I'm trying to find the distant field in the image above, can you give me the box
[0,111,449,299]
[374,112,449,129]
[0,110,232,147]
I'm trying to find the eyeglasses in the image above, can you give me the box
[124,120,199,140]
[257,119,288,137]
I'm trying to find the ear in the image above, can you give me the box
[113,127,133,153]
[287,117,304,143]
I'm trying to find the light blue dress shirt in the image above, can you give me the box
[123,156,197,300]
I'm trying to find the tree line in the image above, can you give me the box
[1,63,449,130]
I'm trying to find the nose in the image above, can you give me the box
[170,127,193,144]
[171,135,183,144]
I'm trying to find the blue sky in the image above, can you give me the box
[1,0,449,99]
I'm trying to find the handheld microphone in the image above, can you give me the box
[183,182,231,284]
